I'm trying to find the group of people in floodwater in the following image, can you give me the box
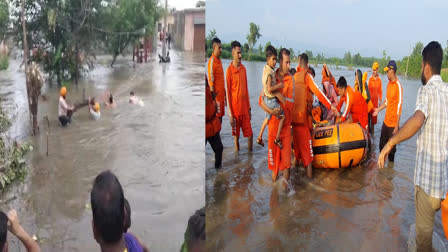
[207,39,448,251]
[206,37,395,181]
[58,87,143,126]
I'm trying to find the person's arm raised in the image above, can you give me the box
[7,210,40,252]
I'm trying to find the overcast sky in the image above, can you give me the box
[206,0,448,59]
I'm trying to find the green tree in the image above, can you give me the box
[289,48,295,59]
[206,29,217,41]
[103,0,161,67]
[258,44,263,56]
[344,51,352,65]
[305,50,313,60]
[264,41,271,52]
[246,22,261,56]
[242,43,249,53]
[0,0,9,39]
[353,53,361,66]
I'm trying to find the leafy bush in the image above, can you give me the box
[0,106,32,189]
[0,55,8,70]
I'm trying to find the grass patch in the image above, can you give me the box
[0,56,8,70]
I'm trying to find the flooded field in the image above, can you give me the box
[206,60,447,251]
[0,48,204,251]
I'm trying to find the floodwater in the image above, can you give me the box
[206,59,448,251]
[0,47,204,251]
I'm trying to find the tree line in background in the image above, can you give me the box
[1,0,161,84]
[206,23,448,81]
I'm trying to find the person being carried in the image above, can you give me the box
[0,209,40,252]
[332,76,369,130]
[91,170,147,252]
[257,45,286,149]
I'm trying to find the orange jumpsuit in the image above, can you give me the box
[259,69,293,178]
[292,69,332,167]
[226,62,253,137]
[337,85,368,130]
[368,75,382,125]
[208,54,226,118]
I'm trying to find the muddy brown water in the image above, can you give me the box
[206,60,448,251]
[0,48,204,251]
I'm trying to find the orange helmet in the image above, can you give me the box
[94,102,100,112]
[60,87,67,96]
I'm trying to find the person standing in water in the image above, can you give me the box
[206,76,223,169]
[378,41,448,252]
[226,41,253,152]
[207,38,226,123]
[58,87,75,126]
[368,62,383,134]
[373,60,403,163]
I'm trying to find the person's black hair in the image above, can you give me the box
[337,76,347,89]
[356,69,363,89]
[290,68,296,75]
[109,94,113,104]
[0,212,7,251]
[182,207,205,251]
[309,67,315,77]
[124,198,131,233]
[91,170,125,243]
[231,41,241,49]
[278,48,290,63]
[422,41,443,75]
[130,91,134,96]
[265,45,277,59]
[300,53,309,65]
[212,38,221,45]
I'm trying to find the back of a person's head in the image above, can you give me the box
[265,45,277,60]
[309,67,315,77]
[91,170,124,244]
[422,41,443,75]
[300,53,309,66]
[184,207,205,251]
[130,91,135,96]
[0,212,7,251]
[124,198,131,233]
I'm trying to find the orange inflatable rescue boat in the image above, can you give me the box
[312,123,368,169]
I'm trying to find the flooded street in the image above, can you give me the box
[0,48,204,251]
[206,59,447,251]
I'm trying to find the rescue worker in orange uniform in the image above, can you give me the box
[259,48,293,184]
[292,53,335,178]
[332,76,369,130]
[207,37,226,121]
[368,62,383,134]
[206,75,223,168]
[372,60,403,162]
[226,41,253,152]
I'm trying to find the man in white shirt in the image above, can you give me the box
[58,87,75,126]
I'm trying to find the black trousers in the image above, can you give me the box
[206,132,223,168]
[59,110,73,126]
[379,123,397,162]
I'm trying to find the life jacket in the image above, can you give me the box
[292,71,308,125]
[205,77,221,138]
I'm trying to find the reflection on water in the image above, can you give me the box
[206,60,447,251]
[0,48,204,251]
